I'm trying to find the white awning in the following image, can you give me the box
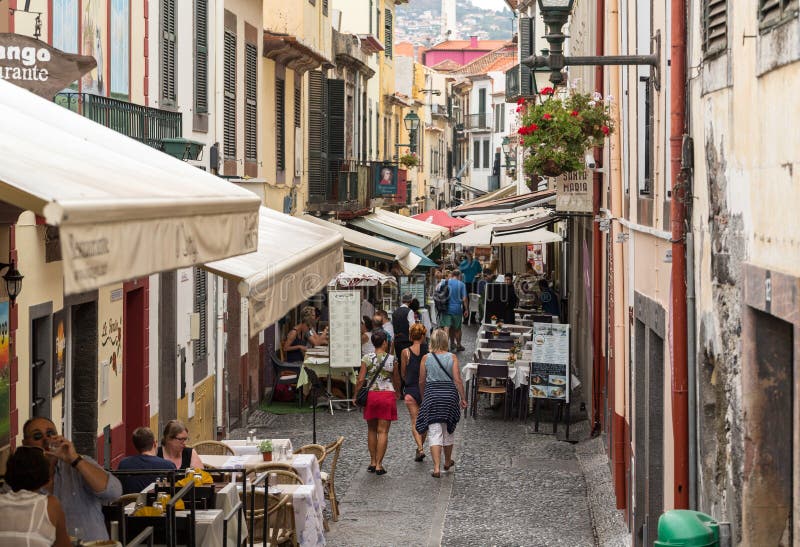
[205,208,344,333]
[372,208,450,244]
[330,262,397,288]
[301,215,421,273]
[491,228,563,246]
[443,225,494,246]
[0,79,261,295]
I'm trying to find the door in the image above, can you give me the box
[123,286,147,456]
[30,303,53,420]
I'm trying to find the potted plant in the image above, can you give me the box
[258,440,273,462]
[399,152,419,168]
[516,87,614,184]
[490,315,498,326]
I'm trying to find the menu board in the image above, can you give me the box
[399,275,426,303]
[328,290,362,369]
[529,322,570,402]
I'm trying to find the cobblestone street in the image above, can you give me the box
[232,325,629,546]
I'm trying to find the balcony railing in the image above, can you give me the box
[430,103,448,118]
[464,112,493,131]
[55,92,182,150]
[307,159,373,218]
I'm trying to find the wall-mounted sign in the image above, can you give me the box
[374,164,398,196]
[0,33,96,98]
[551,169,592,213]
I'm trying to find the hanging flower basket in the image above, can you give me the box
[399,153,419,168]
[516,88,614,184]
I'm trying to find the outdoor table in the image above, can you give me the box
[297,355,357,392]
[269,484,326,547]
[224,438,293,457]
[463,361,531,420]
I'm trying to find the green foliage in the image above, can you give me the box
[258,439,273,453]
[399,153,419,168]
[517,90,614,181]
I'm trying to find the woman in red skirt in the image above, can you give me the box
[354,329,400,475]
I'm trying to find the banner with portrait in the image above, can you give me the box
[0,300,9,448]
[374,164,398,196]
[53,309,66,395]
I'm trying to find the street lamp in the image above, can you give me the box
[402,111,420,154]
[0,259,23,305]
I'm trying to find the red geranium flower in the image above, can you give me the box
[570,110,579,117]
[601,125,610,135]
[516,97,526,105]
[543,113,553,121]
[540,87,554,95]
[528,123,539,132]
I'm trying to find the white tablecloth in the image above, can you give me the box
[270,484,326,547]
[224,438,293,457]
[288,454,326,507]
[463,362,530,388]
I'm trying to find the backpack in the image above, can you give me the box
[433,280,450,312]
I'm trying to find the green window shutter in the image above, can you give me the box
[245,43,258,162]
[473,140,480,169]
[308,71,328,202]
[483,139,490,169]
[519,16,534,59]
[194,0,208,113]
[193,268,207,364]
[223,30,237,159]
[702,0,727,55]
[327,79,345,160]
[384,10,393,59]
[276,78,285,170]
[161,0,177,106]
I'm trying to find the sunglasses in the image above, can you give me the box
[29,429,58,441]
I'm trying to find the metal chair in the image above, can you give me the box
[268,350,304,406]
[472,363,512,419]
[467,293,481,325]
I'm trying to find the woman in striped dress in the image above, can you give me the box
[416,329,468,478]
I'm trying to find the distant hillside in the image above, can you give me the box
[396,0,515,47]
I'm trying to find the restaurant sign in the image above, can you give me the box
[0,33,96,98]
[529,322,570,402]
[551,169,592,213]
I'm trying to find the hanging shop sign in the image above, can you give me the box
[551,169,592,213]
[0,33,96,98]
[374,164,399,196]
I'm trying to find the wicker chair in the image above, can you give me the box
[321,436,344,522]
[190,440,235,456]
[294,443,326,464]
[240,491,294,544]
[247,463,303,487]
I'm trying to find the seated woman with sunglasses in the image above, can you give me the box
[0,446,71,547]
[157,420,204,470]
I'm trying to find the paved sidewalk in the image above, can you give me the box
[231,324,629,546]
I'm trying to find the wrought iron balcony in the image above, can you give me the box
[464,112,493,131]
[54,92,182,150]
[306,159,373,219]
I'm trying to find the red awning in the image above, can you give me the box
[412,209,473,233]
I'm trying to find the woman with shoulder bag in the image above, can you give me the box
[415,329,468,478]
[353,329,400,475]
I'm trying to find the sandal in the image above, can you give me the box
[414,449,426,462]
[375,467,387,476]
[444,460,455,471]
[367,465,376,473]
[431,471,441,478]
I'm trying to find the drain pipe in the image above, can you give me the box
[590,0,606,438]
[669,0,690,509]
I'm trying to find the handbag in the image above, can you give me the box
[356,353,389,407]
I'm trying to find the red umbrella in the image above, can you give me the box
[412,210,472,234]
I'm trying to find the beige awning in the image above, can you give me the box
[371,208,450,245]
[0,79,261,295]
[301,215,421,273]
[205,208,344,333]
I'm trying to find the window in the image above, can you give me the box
[161,0,177,106]
[384,9,393,59]
[327,79,345,161]
[702,0,728,55]
[638,76,653,195]
[194,0,208,113]
[193,268,207,364]
[323,0,328,16]
[294,86,302,128]
[759,0,799,29]
[223,29,236,159]
[307,71,327,201]
[483,139,490,169]
[473,140,480,169]
[275,78,285,170]
[245,43,258,164]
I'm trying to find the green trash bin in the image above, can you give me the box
[654,510,720,547]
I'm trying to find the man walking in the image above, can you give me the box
[440,270,468,351]
[117,427,177,494]
[22,417,123,541]
[392,293,416,361]
[458,252,482,294]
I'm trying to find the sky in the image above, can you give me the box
[469,0,509,11]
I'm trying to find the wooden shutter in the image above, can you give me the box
[308,71,328,202]
[193,268,207,365]
[161,0,177,106]
[473,140,480,169]
[327,79,345,160]
[276,78,285,170]
[223,30,236,159]
[194,0,208,113]
[245,43,258,162]
[294,86,302,128]
[323,0,328,16]
[384,10,393,59]
[483,139,490,169]
[759,0,798,28]
[520,17,534,58]
[702,0,727,55]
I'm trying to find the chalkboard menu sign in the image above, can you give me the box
[529,322,570,402]
[399,275,426,303]
[328,290,361,369]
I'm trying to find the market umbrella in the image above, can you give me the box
[443,224,494,246]
[329,262,397,288]
[490,228,563,246]
[412,209,473,233]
